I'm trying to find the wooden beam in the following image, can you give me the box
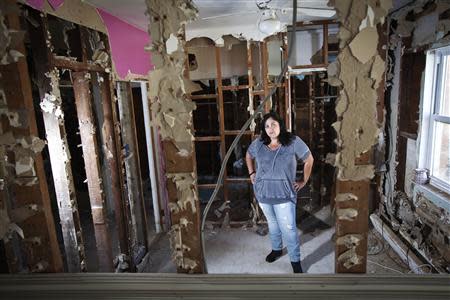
[72,72,113,272]
[117,81,148,263]
[262,42,270,112]
[223,130,253,135]
[215,46,229,215]
[323,23,329,66]
[291,63,328,69]
[194,136,221,142]
[335,180,370,273]
[98,75,129,257]
[222,85,250,91]
[51,57,105,72]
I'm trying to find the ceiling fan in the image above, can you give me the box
[201,0,335,35]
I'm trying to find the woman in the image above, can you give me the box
[245,111,314,273]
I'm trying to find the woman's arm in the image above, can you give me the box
[245,151,256,184]
[293,153,314,192]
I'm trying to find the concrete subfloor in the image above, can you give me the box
[144,205,412,275]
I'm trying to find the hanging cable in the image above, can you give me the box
[200,0,298,273]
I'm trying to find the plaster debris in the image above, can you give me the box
[359,6,375,30]
[337,248,363,269]
[349,27,378,64]
[147,0,202,273]
[329,0,389,181]
[15,156,35,177]
[166,33,179,54]
[41,93,63,118]
[167,173,197,214]
[337,234,364,248]
[335,193,358,203]
[337,208,358,221]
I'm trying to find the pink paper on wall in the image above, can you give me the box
[48,0,65,10]
[26,0,45,10]
[97,9,153,79]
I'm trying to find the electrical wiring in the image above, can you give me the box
[200,0,299,273]
[366,259,405,274]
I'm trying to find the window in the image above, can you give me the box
[420,46,450,193]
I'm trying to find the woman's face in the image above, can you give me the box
[264,117,280,140]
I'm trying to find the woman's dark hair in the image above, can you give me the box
[259,111,294,146]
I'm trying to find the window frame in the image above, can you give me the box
[419,46,450,194]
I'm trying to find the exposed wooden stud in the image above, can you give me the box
[293,20,338,27]
[215,46,229,214]
[197,184,223,189]
[222,85,250,91]
[98,75,129,257]
[194,136,221,142]
[116,81,148,262]
[261,42,270,112]
[335,180,370,273]
[323,23,329,66]
[291,63,328,69]
[51,57,105,72]
[224,130,253,135]
[28,10,87,272]
[0,1,63,273]
[72,72,113,272]
[282,33,291,130]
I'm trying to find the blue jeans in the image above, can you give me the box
[259,201,300,262]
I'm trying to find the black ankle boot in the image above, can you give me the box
[265,250,283,263]
[291,261,303,273]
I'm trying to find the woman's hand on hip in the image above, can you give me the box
[293,181,306,192]
[250,173,256,184]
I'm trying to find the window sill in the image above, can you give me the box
[413,183,450,212]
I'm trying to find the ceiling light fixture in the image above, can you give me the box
[258,10,281,35]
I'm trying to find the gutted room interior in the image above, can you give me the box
[0,0,449,298]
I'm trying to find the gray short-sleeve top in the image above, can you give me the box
[247,136,310,204]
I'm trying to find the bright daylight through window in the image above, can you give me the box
[425,46,450,192]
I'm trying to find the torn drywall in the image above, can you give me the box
[337,208,358,221]
[167,173,197,214]
[335,193,358,203]
[146,0,203,273]
[337,247,364,269]
[328,0,390,181]
[337,234,364,248]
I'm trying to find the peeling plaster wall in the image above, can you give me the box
[383,0,450,273]
[146,0,203,273]
[328,0,390,181]
[23,0,107,33]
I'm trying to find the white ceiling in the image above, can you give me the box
[85,0,335,42]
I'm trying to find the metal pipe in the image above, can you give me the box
[140,81,162,233]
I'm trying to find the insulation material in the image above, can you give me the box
[328,0,390,181]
